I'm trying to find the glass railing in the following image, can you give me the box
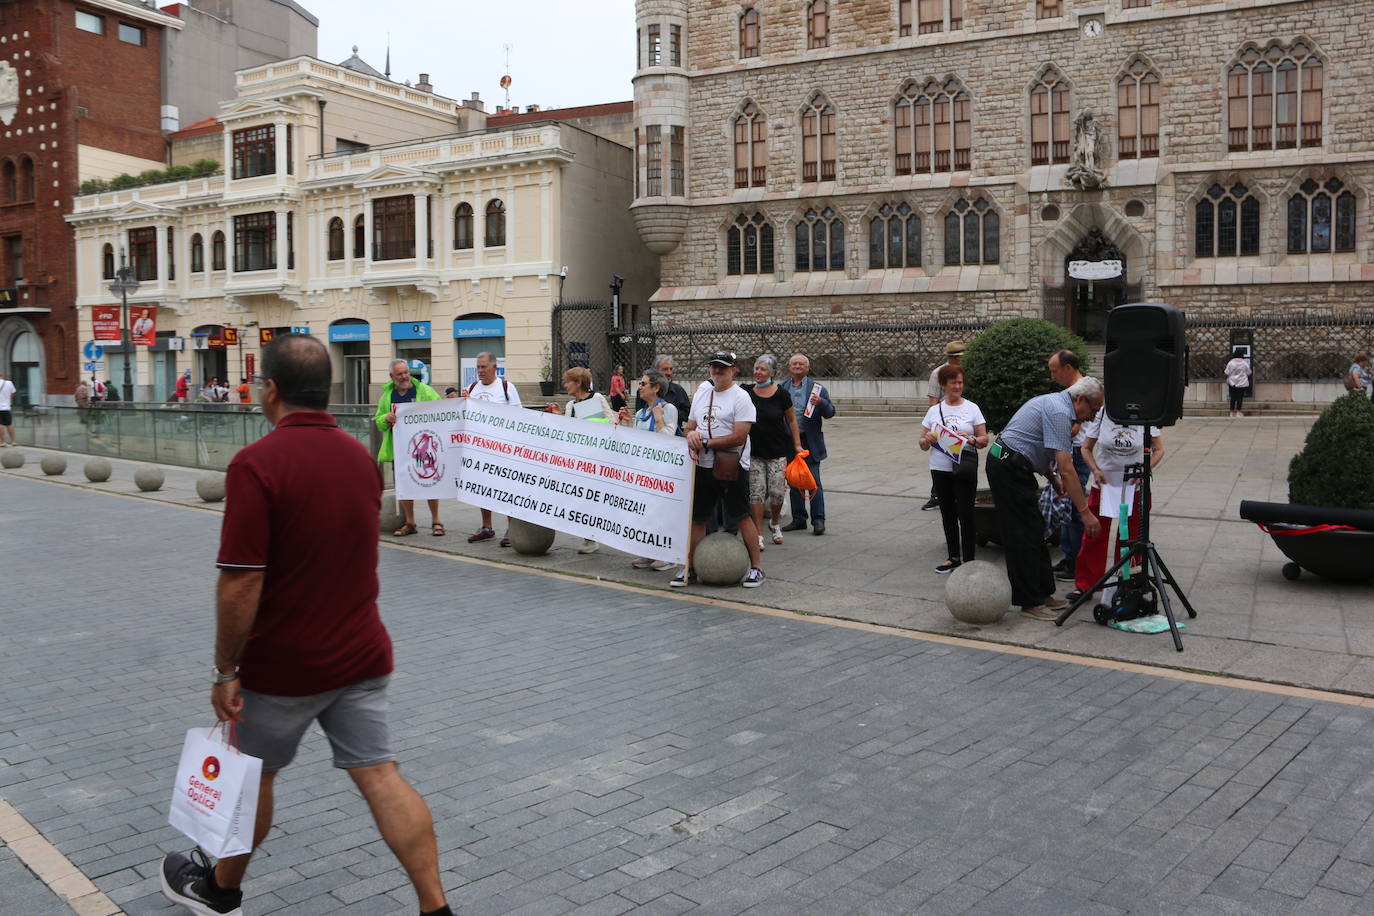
[10,403,381,471]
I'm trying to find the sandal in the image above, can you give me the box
[393,523,418,537]
[467,527,495,543]
[431,523,446,537]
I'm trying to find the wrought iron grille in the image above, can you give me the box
[1185,314,1374,382]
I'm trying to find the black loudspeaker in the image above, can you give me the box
[1104,302,1187,427]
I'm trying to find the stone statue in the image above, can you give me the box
[1066,108,1107,191]
[0,62,18,126]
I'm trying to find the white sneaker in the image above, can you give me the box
[742,568,765,588]
[578,539,599,554]
[650,559,675,571]
[770,524,784,544]
[631,557,654,569]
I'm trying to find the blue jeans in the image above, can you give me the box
[788,456,824,525]
[1059,447,1091,566]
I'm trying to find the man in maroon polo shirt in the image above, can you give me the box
[160,334,452,916]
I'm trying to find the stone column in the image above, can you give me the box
[224,214,235,281]
[540,180,551,263]
[362,197,373,269]
[274,121,288,181]
[275,209,288,278]
[154,224,169,287]
[223,128,235,182]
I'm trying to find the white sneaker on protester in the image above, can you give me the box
[650,559,675,571]
[578,539,599,554]
[632,557,655,569]
[742,568,765,588]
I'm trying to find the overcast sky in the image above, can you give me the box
[315,0,637,111]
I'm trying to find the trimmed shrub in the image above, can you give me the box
[1288,391,1374,510]
[75,161,223,198]
[108,173,139,190]
[190,159,220,177]
[961,318,1091,431]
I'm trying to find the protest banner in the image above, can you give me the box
[130,306,156,346]
[92,305,121,342]
[393,399,692,565]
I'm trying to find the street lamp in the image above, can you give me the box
[107,247,140,402]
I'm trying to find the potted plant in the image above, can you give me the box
[1240,391,1374,581]
[960,318,1091,547]
[538,343,556,397]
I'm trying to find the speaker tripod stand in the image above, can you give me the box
[1054,435,1198,652]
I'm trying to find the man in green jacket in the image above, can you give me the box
[375,359,444,536]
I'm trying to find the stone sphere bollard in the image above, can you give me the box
[507,517,556,556]
[40,454,67,476]
[0,449,23,469]
[945,560,1013,625]
[380,494,407,534]
[134,467,165,492]
[694,533,751,586]
[196,472,227,503]
[84,458,113,482]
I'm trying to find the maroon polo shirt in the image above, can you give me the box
[216,410,392,696]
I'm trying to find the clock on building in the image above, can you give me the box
[1081,18,1104,38]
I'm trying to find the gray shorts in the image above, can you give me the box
[237,675,394,773]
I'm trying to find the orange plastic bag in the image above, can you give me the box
[785,450,816,492]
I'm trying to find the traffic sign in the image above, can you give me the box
[83,341,105,361]
[83,361,102,372]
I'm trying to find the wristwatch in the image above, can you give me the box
[211,665,239,685]
[703,438,711,450]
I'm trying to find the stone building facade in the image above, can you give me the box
[66,57,655,403]
[631,0,1374,395]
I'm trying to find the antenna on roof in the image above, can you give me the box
[501,44,512,109]
[385,34,391,79]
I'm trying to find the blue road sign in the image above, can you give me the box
[83,341,104,361]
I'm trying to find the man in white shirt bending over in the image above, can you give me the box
[461,351,522,546]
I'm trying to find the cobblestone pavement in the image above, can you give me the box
[7,474,1374,914]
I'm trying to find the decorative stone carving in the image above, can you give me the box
[1066,109,1108,191]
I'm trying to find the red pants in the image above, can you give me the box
[1074,486,1146,594]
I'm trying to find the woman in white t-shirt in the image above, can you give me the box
[1072,410,1165,599]
[918,364,988,574]
[676,351,764,589]
[1224,347,1252,417]
[550,366,615,554]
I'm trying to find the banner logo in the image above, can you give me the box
[407,429,444,487]
[201,756,221,781]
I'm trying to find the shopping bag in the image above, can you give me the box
[785,450,816,493]
[168,725,262,858]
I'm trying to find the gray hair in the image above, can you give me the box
[641,368,668,394]
[656,356,674,371]
[388,358,408,373]
[1067,376,1104,403]
[475,351,495,365]
[754,354,777,374]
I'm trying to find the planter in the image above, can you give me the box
[1239,500,1374,583]
[539,381,556,397]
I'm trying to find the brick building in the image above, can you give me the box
[0,0,178,406]
[631,0,1374,400]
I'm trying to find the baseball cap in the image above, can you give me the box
[707,351,738,367]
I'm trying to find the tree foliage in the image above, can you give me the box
[77,159,221,196]
[1288,391,1374,510]
[961,318,1091,431]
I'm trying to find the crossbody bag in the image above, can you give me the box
[707,388,742,481]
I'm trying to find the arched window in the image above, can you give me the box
[794,207,844,272]
[1030,69,1071,165]
[726,212,774,275]
[1288,178,1356,254]
[101,243,115,279]
[733,102,767,188]
[190,234,204,272]
[326,217,344,261]
[899,0,963,35]
[485,199,506,247]
[1037,0,1060,18]
[352,215,365,259]
[739,8,760,58]
[211,230,226,270]
[1195,183,1260,257]
[1,160,13,202]
[807,1,828,49]
[895,78,971,175]
[800,95,836,182]
[1117,60,1160,159]
[19,156,33,200]
[1228,42,1323,152]
[167,227,175,281]
[454,203,473,250]
[869,202,921,269]
[943,198,999,265]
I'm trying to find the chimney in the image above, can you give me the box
[416,73,433,93]
[464,92,485,113]
[525,104,540,113]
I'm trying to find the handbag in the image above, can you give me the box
[168,724,263,858]
[939,402,979,483]
[706,388,742,481]
[1345,369,1363,392]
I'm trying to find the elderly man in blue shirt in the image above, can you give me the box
[986,376,1104,620]
[778,353,835,536]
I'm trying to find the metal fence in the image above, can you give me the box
[1184,314,1374,382]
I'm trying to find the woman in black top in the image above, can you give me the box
[744,354,803,551]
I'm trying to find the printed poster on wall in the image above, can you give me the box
[393,399,693,565]
[92,305,121,342]
[130,306,156,346]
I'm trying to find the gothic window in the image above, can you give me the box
[895,78,971,174]
[1037,0,1060,18]
[1123,0,1150,7]
[1228,42,1323,151]
[794,207,845,272]
[899,0,912,36]
[726,212,775,275]
[646,126,663,196]
[1287,178,1356,254]
[807,1,828,48]
[1,160,13,202]
[191,234,204,272]
[101,243,115,279]
[647,24,662,66]
[211,231,226,270]
[868,202,921,269]
[734,102,767,188]
[670,25,682,65]
[739,8,760,58]
[453,203,473,250]
[326,218,344,261]
[1030,68,1071,165]
[800,95,836,182]
[943,198,999,265]
[485,199,506,247]
[1117,60,1160,159]
[670,126,685,196]
[1195,183,1260,257]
